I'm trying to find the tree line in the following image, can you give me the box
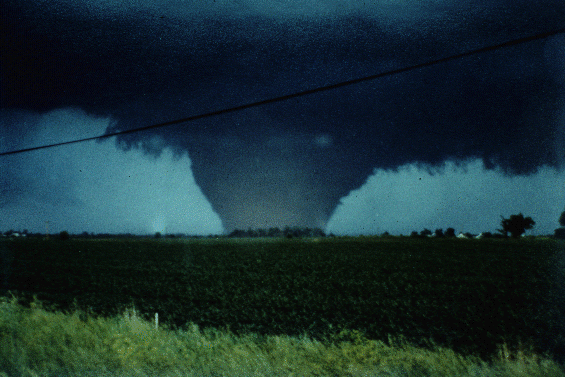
[2,211,565,240]
[228,227,327,239]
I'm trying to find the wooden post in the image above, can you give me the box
[155,313,159,330]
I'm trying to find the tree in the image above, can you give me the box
[499,213,535,238]
[445,228,456,237]
[555,210,565,239]
[59,231,70,241]
[420,228,432,237]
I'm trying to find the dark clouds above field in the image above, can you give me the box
[1,0,565,234]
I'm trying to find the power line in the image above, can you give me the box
[1,27,564,157]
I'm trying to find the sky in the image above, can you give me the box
[1,0,564,235]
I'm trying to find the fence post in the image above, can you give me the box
[155,312,159,330]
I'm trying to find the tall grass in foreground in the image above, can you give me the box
[0,298,563,377]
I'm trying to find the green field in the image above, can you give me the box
[1,236,564,376]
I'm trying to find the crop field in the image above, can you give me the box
[1,236,565,370]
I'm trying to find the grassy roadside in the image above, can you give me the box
[1,297,563,377]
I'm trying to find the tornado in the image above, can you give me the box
[1,0,564,233]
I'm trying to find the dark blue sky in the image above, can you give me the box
[1,0,564,234]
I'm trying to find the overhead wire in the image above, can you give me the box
[1,27,564,157]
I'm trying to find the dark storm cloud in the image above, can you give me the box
[2,0,564,231]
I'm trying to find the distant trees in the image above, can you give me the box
[228,227,325,238]
[480,232,493,239]
[498,213,535,238]
[555,210,565,239]
[420,228,432,237]
[409,228,453,238]
[59,231,70,241]
[409,228,452,238]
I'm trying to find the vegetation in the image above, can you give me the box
[1,297,563,377]
[420,228,432,237]
[557,210,565,239]
[228,227,326,238]
[499,213,536,238]
[1,236,564,376]
[59,231,70,241]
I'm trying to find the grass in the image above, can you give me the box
[1,297,563,377]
